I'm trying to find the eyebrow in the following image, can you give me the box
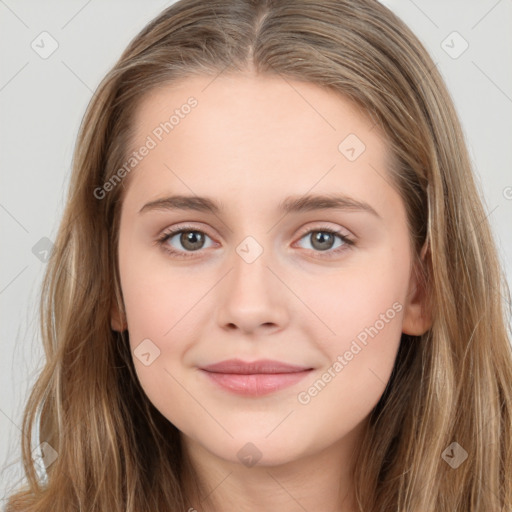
[138,193,381,219]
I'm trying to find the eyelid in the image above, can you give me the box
[156,223,217,245]
[156,221,353,242]
[295,222,353,239]
[157,222,216,239]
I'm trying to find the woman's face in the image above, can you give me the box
[113,72,429,467]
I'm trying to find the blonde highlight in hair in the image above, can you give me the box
[5,1,512,510]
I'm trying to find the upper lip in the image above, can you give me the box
[200,358,312,374]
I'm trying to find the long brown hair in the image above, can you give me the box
[5,0,512,510]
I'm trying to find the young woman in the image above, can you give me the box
[6,0,512,510]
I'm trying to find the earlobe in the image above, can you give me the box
[111,302,127,332]
[402,243,432,336]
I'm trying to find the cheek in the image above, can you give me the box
[119,241,204,342]
[119,257,200,427]
[310,245,408,339]
[297,256,408,425]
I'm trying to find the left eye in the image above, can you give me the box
[295,229,352,253]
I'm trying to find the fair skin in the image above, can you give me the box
[112,72,430,512]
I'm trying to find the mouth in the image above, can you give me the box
[199,358,314,396]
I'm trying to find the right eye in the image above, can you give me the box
[156,225,216,258]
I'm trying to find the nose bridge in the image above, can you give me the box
[215,232,289,333]
[230,233,274,300]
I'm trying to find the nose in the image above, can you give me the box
[215,244,290,336]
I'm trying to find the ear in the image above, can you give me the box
[111,301,127,332]
[402,242,432,336]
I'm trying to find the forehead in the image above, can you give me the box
[129,72,381,151]
[122,72,396,217]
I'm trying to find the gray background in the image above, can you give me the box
[1,0,511,503]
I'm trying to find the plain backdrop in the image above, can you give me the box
[1,0,511,503]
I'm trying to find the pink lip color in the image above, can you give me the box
[199,358,313,396]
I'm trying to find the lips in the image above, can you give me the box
[199,358,313,396]
[200,358,312,374]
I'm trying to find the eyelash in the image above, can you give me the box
[155,224,355,260]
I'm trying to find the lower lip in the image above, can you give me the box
[200,369,312,396]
